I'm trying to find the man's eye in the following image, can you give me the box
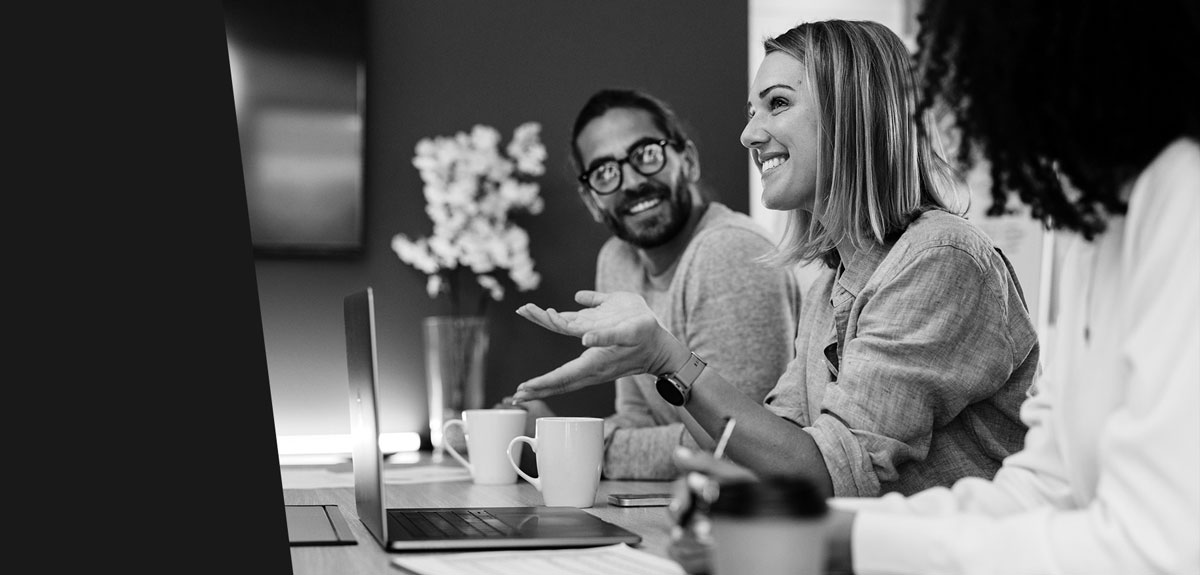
[594,163,618,180]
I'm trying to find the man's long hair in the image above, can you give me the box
[914,0,1200,239]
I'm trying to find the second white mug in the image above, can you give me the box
[442,409,527,484]
[506,417,603,508]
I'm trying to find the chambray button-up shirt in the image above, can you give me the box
[764,210,1039,497]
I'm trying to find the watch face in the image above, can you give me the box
[655,375,686,406]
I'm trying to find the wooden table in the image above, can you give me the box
[280,453,679,575]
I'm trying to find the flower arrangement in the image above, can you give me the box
[391,122,546,317]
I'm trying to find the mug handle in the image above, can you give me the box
[506,435,540,491]
[441,419,473,475]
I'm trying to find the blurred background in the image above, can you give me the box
[223,0,1047,463]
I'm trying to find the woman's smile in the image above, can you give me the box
[761,154,788,175]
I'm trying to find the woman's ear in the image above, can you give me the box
[682,140,701,183]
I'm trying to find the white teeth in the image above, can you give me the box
[627,198,661,214]
[761,156,786,173]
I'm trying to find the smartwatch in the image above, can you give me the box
[655,352,707,406]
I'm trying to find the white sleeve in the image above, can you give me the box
[839,141,1200,575]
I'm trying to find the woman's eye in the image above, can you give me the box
[770,97,789,111]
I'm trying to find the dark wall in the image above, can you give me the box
[257,0,750,438]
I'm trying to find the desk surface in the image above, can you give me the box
[280,453,679,575]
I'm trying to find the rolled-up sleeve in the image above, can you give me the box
[602,376,702,479]
[808,246,1019,497]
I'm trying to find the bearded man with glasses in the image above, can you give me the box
[496,88,802,480]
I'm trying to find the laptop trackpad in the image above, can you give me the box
[286,504,358,546]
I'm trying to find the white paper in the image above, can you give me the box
[390,543,685,575]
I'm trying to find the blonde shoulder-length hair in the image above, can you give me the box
[762,19,962,268]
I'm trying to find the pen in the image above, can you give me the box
[711,417,736,460]
[677,417,735,529]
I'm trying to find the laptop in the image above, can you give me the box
[343,287,643,551]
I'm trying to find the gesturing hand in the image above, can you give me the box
[511,290,686,402]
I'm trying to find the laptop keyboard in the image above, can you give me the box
[389,509,514,540]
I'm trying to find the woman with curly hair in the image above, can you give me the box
[677,0,1200,573]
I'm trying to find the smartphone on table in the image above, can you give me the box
[608,493,673,507]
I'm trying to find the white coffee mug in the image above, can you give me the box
[506,417,603,508]
[442,409,527,485]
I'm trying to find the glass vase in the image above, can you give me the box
[422,315,489,457]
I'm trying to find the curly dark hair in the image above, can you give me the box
[913,0,1200,239]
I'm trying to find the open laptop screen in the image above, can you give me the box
[344,287,388,547]
[342,286,642,552]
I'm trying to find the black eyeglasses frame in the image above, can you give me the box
[578,138,676,195]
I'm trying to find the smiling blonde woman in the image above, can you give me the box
[510,19,1038,503]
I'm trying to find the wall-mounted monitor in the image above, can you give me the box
[223,0,366,258]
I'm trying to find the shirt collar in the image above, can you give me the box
[835,240,890,297]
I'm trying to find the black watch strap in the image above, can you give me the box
[655,352,707,406]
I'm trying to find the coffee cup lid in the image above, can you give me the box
[709,476,827,518]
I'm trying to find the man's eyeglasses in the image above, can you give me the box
[579,138,674,195]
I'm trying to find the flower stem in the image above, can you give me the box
[477,290,489,317]
[448,267,460,317]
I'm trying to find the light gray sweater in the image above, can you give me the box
[596,202,801,479]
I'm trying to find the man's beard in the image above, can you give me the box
[601,176,693,249]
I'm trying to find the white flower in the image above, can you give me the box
[392,122,546,314]
[427,234,458,265]
[509,258,541,292]
[426,274,443,298]
[470,125,501,151]
[391,235,439,274]
[477,274,504,301]
[508,122,547,176]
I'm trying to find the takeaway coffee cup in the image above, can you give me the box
[506,417,603,507]
[709,477,830,575]
[442,409,527,484]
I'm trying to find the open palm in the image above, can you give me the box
[512,290,682,401]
